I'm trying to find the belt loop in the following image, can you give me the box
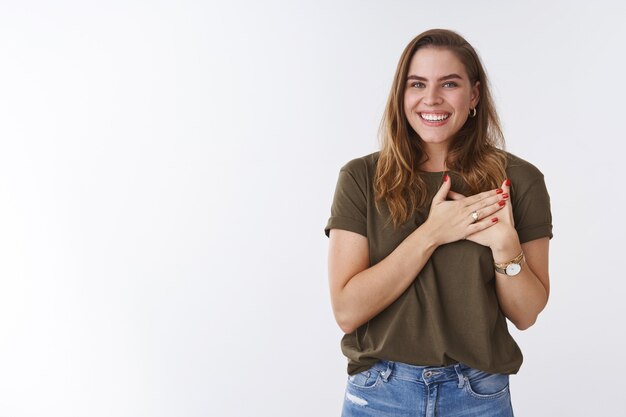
[380,361,393,382]
[454,364,465,388]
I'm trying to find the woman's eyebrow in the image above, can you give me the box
[406,74,463,81]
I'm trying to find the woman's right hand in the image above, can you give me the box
[422,174,508,246]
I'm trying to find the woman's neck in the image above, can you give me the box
[420,145,449,172]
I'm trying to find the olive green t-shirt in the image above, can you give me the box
[324,151,553,375]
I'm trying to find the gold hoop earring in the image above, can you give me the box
[469,108,477,118]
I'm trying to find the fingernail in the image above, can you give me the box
[505,178,511,186]
[496,188,503,194]
[498,201,506,206]
[443,174,449,182]
[492,217,498,223]
[502,193,509,199]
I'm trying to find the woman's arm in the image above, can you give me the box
[328,227,438,334]
[464,179,551,330]
[328,176,507,334]
[491,235,550,330]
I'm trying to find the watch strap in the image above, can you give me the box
[494,251,524,275]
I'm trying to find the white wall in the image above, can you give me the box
[0,1,624,416]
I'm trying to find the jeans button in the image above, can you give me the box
[424,371,432,377]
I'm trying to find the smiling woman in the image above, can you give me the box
[404,49,480,157]
[324,29,553,417]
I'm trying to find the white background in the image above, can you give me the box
[1,1,625,416]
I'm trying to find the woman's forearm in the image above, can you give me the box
[491,233,550,330]
[335,225,438,334]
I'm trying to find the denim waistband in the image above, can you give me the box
[369,360,472,387]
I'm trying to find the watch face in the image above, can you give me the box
[506,263,522,276]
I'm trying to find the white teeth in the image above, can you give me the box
[420,113,450,121]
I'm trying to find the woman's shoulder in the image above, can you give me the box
[504,151,545,184]
[339,151,380,176]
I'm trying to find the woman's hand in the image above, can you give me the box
[423,175,508,246]
[449,178,517,250]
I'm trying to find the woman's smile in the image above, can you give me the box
[419,111,452,126]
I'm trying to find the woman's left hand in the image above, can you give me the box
[448,178,517,249]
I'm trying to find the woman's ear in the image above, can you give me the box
[471,81,480,108]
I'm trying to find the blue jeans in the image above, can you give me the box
[341,360,514,417]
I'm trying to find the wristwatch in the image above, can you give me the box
[494,252,524,276]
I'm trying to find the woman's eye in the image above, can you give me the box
[411,82,425,88]
[443,82,458,88]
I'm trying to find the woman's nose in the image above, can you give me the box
[423,86,443,106]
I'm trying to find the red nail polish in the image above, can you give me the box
[444,174,449,182]
[502,193,509,199]
[496,188,503,194]
[492,217,498,222]
[498,201,506,206]
[505,178,511,186]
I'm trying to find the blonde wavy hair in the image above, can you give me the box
[375,28,508,228]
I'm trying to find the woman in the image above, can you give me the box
[324,29,552,416]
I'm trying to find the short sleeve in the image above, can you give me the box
[324,167,368,238]
[512,175,553,244]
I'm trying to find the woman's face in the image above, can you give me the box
[403,47,480,149]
